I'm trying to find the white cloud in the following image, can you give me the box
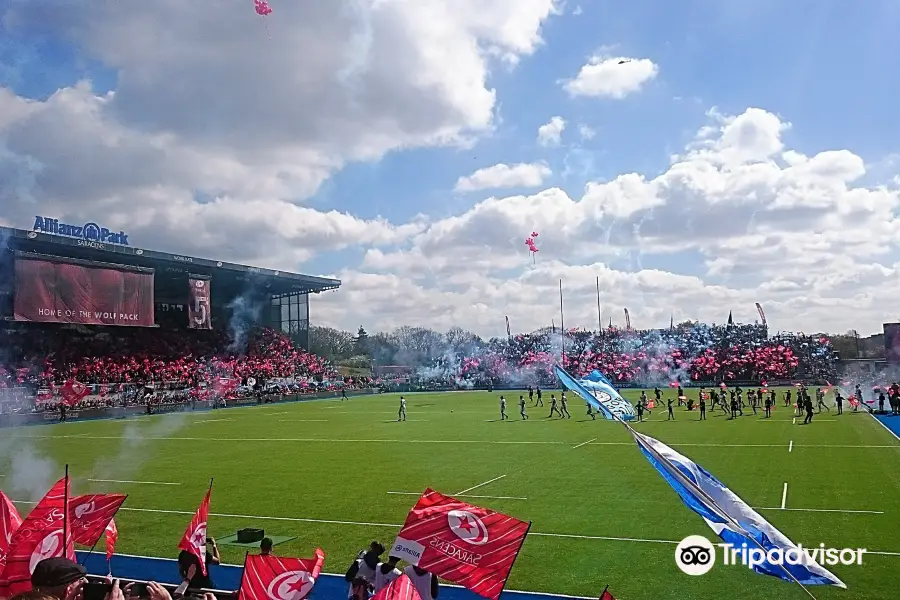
[537,116,566,146]
[317,107,900,337]
[578,124,595,140]
[572,6,583,16]
[455,162,552,191]
[0,0,558,265]
[563,55,659,98]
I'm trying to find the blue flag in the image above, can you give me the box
[631,429,845,587]
[554,366,635,421]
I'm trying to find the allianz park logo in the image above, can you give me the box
[675,535,866,576]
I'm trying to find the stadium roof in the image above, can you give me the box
[1,226,341,296]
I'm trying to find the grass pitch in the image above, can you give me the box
[3,389,899,600]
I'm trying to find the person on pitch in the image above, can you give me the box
[667,397,675,420]
[499,395,508,421]
[698,395,706,421]
[519,395,528,420]
[397,396,407,422]
[560,392,572,419]
[547,394,562,418]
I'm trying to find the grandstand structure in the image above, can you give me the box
[0,223,340,350]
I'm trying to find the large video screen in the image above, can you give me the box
[14,256,155,327]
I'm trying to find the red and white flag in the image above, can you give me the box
[237,549,325,600]
[0,491,23,570]
[59,379,90,407]
[178,486,212,575]
[392,489,531,600]
[105,520,118,562]
[0,476,74,598]
[69,494,127,547]
[372,574,421,600]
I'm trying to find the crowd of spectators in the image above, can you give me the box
[426,323,837,387]
[0,324,375,412]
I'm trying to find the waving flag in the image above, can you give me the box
[554,366,635,421]
[0,476,74,598]
[392,489,530,600]
[631,430,845,587]
[178,485,212,575]
[373,574,422,600]
[0,491,23,570]
[238,549,325,600]
[69,494,127,547]
[755,302,767,326]
[105,519,118,562]
[60,379,90,407]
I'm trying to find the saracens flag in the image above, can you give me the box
[0,476,75,598]
[391,489,531,600]
[0,491,24,570]
[178,484,212,576]
[69,494,127,547]
[59,379,90,407]
[237,549,325,600]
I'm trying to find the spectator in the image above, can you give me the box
[259,538,273,556]
[29,558,87,600]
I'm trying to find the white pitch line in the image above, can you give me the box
[456,474,506,495]
[572,438,596,449]
[756,506,884,515]
[792,417,796,425]
[9,434,898,449]
[387,491,527,501]
[788,440,793,453]
[192,419,233,423]
[12,500,894,549]
[87,479,181,486]
[278,419,329,422]
[867,412,900,444]
[267,412,290,415]
[781,483,788,510]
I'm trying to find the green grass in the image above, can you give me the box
[3,389,899,600]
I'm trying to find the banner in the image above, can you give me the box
[237,550,325,600]
[392,489,530,600]
[188,276,212,330]
[69,493,127,547]
[14,257,155,327]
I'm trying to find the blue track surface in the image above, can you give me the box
[77,551,588,600]
[873,413,900,441]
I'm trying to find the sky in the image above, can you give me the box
[1,0,900,339]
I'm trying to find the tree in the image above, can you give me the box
[309,326,355,361]
[354,326,370,355]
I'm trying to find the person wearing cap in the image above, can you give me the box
[259,538,273,556]
[30,558,87,600]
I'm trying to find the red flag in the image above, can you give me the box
[392,489,530,600]
[237,549,325,600]
[178,486,212,575]
[59,379,90,407]
[0,476,74,597]
[69,494,127,547]
[599,585,616,600]
[372,574,421,600]
[105,520,118,562]
[0,491,24,570]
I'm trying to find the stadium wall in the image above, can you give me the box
[77,551,590,600]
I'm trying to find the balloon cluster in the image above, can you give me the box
[524,231,539,263]
[254,0,272,16]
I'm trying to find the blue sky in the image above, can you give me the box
[1,0,899,335]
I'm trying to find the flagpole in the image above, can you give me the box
[558,280,566,364]
[63,464,69,557]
